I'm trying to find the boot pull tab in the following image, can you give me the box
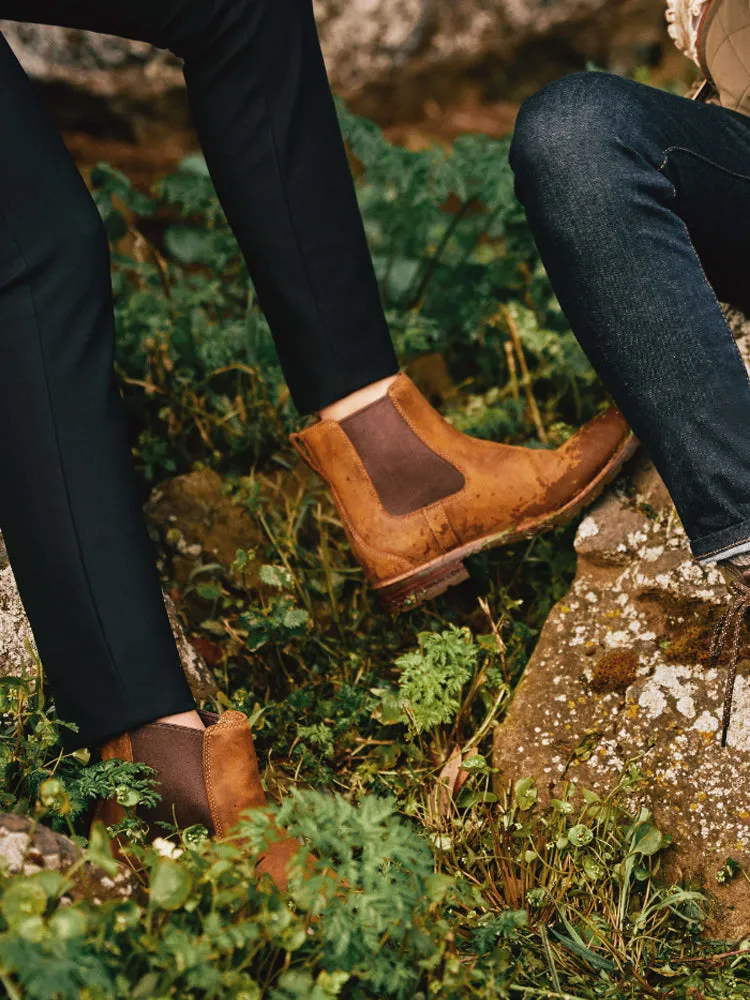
[290,432,322,475]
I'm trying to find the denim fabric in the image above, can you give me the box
[510,71,750,565]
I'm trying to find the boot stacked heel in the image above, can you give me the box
[376,557,470,613]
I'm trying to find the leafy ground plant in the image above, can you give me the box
[1,100,749,997]
[1,662,750,997]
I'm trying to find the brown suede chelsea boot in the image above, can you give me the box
[291,374,637,611]
[92,709,298,891]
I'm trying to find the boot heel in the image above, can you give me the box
[377,558,470,614]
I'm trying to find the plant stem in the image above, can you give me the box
[408,197,477,307]
[509,987,591,1000]
[0,972,22,1000]
[500,303,548,444]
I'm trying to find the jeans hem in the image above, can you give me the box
[692,519,750,564]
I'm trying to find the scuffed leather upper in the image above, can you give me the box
[293,374,631,588]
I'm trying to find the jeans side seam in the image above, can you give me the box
[0,207,135,718]
[658,147,750,554]
[239,18,350,403]
[658,148,750,402]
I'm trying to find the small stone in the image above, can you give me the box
[0,814,138,902]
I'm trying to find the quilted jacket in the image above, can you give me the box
[667,0,750,115]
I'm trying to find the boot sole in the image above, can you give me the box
[376,430,639,613]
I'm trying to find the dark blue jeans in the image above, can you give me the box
[510,71,750,565]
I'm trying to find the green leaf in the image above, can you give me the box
[149,857,193,910]
[1,879,47,927]
[548,926,616,972]
[164,225,216,265]
[115,785,142,809]
[49,906,88,940]
[36,870,67,899]
[583,857,604,880]
[460,754,488,773]
[370,688,404,726]
[567,824,594,847]
[397,626,478,734]
[457,789,498,808]
[550,798,574,814]
[178,152,211,177]
[316,970,351,997]
[514,777,537,811]
[631,822,663,857]
[86,822,120,878]
[282,607,309,630]
[132,973,162,999]
[260,564,294,590]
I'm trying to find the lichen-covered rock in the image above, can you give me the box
[492,309,750,940]
[145,467,265,592]
[317,0,669,98]
[0,23,183,100]
[144,463,319,628]
[0,813,137,902]
[0,557,38,682]
[0,530,215,703]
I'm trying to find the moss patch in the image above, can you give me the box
[591,649,639,693]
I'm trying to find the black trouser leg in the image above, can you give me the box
[4,0,399,412]
[0,0,398,747]
[0,34,195,748]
